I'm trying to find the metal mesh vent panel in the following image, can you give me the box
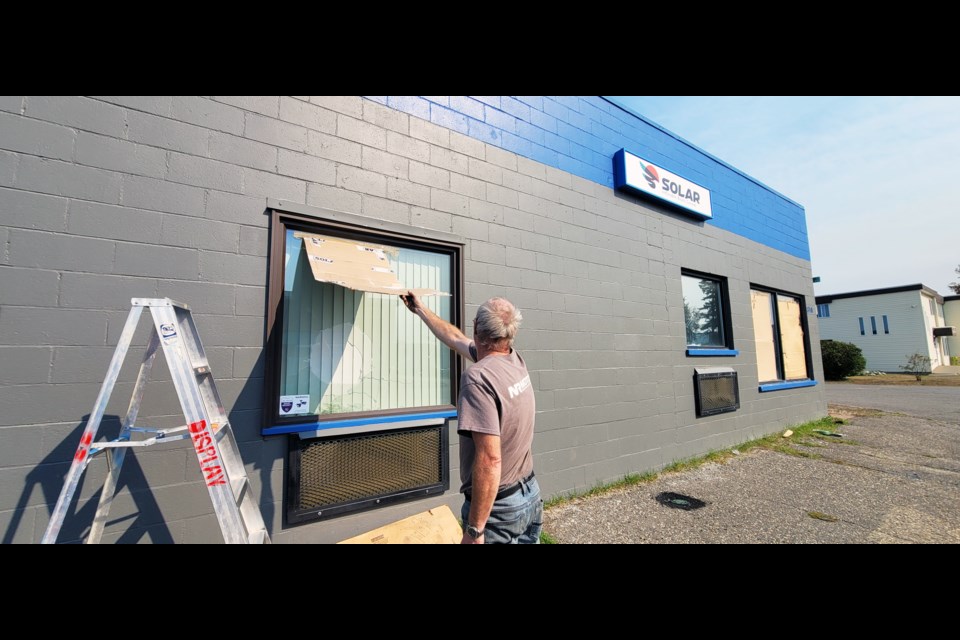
[694,369,739,417]
[296,426,443,511]
[700,376,737,410]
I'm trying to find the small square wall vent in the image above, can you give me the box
[694,367,740,417]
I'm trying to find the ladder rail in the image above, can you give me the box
[150,304,250,543]
[41,305,144,544]
[41,298,270,544]
[87,330,161,544]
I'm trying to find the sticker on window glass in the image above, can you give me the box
[279,394,310,415]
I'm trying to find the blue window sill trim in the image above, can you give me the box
[759,380,818,392]
[687,349,739,357]
[262,409,458,436]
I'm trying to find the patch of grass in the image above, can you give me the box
[769,443,821,458]
[661,449,731,474]
[828,404,882,418]
[835,374,960,387]
[739,416,840,452]
[541,415,840,513]
[809,433,859,446]
[808,511,838,522]
[539,530,558,544]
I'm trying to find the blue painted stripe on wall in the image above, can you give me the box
[686,349,740,357]
[759,380,818,392]
[263,410,458,436]
[378,96,810,261]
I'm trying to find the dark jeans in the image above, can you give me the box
[462,475,543,544]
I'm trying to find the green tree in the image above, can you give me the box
[683,300,699,344]
[949,264,960,295]
[697,279,722,344]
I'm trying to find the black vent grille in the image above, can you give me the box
[694,367,740,417]
[288,424,448,524]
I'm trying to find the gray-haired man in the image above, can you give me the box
[401,292,541,544]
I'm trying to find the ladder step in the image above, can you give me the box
[231,477,249,504]
[248,529,270,544]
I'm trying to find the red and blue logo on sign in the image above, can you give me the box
[639,160,660,189]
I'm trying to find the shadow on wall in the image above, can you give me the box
[3,415,175,544]
[4,358,280,545]
[5,277,280,544]
[235,346,277,539]
[4,349,281,545]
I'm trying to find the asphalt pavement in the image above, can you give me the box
[824,383,960,422]
[542,383,960,543]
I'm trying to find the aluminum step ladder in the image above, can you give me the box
[41,298,270,544]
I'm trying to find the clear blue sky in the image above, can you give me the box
[609,96,960,297]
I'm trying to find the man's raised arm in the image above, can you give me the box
[401,292,474,362]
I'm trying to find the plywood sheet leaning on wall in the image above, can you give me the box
[337,505,462,544]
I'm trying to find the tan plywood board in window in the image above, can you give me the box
[777,296,807,379]
[295,231,449,297]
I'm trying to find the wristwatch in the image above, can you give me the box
[465,524,484,539]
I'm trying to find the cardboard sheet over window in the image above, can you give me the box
[294,231,450,297]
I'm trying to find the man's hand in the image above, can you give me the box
[400,291,420,314]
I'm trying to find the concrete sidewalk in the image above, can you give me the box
[542,390,960,543]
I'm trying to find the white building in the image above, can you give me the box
[945,295,960,360]
[816,284,956,372]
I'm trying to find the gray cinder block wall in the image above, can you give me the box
[0,96,825,543]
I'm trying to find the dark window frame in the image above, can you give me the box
[681,268,737,355]
[263,204,466,435]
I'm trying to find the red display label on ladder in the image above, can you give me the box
[189,420,226,486]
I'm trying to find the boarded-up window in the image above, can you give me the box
[751,287,811,383]
[777,295,806,380]
[280,228,454,416]
[751,290,778,382]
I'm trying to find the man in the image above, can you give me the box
[401,292,541,544]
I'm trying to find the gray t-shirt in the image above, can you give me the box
[458,344,535,494]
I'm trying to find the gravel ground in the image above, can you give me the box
[542,385,960,544]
